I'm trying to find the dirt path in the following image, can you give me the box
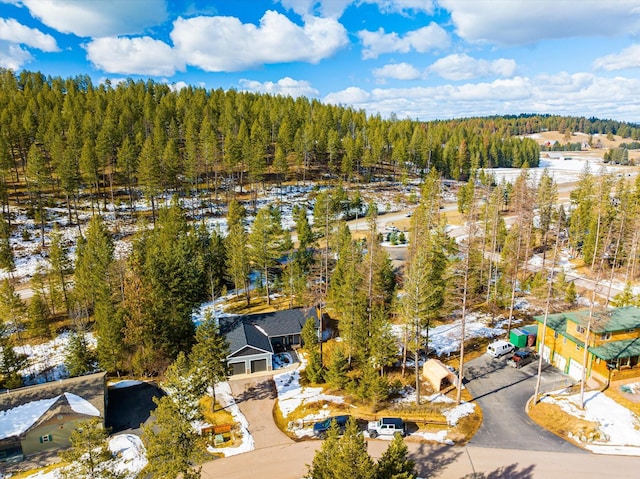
[229,376,293,450]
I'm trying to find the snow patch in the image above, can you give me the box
[206,382,255,457]
[64,392,100,416]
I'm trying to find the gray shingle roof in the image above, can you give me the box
[0,372,106,418]
[219,307,318,356]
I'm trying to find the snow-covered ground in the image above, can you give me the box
[15,331,97,385]
[540,389,640,455]
[23,433,147,479]
[274,361,345,420]
[205,382,254,457]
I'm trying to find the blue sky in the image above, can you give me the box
[1,0,640,122]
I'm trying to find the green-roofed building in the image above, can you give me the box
[534,306,640,385]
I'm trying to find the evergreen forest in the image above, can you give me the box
[1,68,640,394]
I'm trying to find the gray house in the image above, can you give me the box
[0,372,106,463]
[220,307,319,375]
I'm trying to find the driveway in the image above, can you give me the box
[106,381,165,434]
[228,375,293,449]
[464,353,582,452]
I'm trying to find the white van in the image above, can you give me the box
[487,340,515,358]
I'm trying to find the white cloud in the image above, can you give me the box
[439,0,640,45]
[171,11,348,72]
[278,0,434,18]
[85,37,183,76]
[370,0,435,15]
[239,77,320,98]
[0,41,33,69]
[18,0,168,37]
[166,81,189,92]
[0,18,59,51]
[427,54,516,80]
[324,86,371,104]
[324,72,640,122]
[372,62,421,80]
[593,44,640,71]
[358,23,449,59]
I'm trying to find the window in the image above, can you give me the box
[595,357,601,364]
[576,325,586,334]
[39,434,52,444]
[627,329,636,333]
[600,332,611,340]
[576,344,581,351]
[563,337,566,344]
[554,332,559,339]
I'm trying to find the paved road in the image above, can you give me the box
[201,440,640,479]
[201,365,640,479]
[464,354,580,452]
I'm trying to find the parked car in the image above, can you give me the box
[367,417,405,438]
[486,340,515,358]
[507,349,538,368]
[313,415,351,438]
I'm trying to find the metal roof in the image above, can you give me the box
[534,306,640,333]
[589,337,640,360]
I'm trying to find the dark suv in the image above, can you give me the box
[507,349,537,369]
[313,415,351,438]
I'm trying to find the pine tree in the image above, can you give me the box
[325,348,348,390]
[301,316,318,350]
[142,355,205,479]
[226,202,251,305]
[47,223,72,315]
[0,213,14,275]
[190,312,229,411]
[332,418,374,479]
[358,362,390,411]
[65,330,95,377]
[247,205,292,304]
[0,278,26,338]
[305,350,325,384]
[0,322,26,389]
[565,281,577,305]
[307,418,373,479]
[27,292,51,338]
[59,418,121,479]
[375,432,416,479]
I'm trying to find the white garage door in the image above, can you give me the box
[540,345,551,362]
[568,359,584,380]
[553,353,567,373]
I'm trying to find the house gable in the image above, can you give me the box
[229,345,272,358]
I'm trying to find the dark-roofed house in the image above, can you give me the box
[220,307,319,375]
[535,306,640,384]
[0,372,107,463]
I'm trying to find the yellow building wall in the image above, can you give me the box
[538,322,639,382]
[537,323,593,376]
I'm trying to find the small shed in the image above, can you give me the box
[509,326,537,348]
[422,359,457,392]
